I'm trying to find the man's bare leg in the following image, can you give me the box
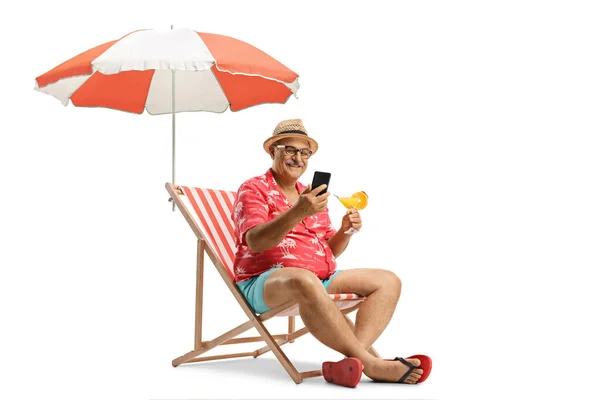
[263,267,422,383]
[326,269,402,350]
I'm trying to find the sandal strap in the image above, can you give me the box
[394,357,415,383]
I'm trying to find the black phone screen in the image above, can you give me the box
[311,171,331,196]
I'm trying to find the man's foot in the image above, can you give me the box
[364,357,424,384]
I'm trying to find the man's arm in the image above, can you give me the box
[327,231,352,258]
[245,207,305,252]
[326,209,362,258]
[246,184,330,252]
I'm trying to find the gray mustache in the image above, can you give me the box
[285,159,304,168]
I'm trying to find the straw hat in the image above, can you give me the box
[263,119,319,155]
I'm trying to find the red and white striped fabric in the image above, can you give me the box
[35,28,299,114]
[179,186,365,316]
[181,186,237,279]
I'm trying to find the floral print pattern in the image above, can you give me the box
[232,168,337,282]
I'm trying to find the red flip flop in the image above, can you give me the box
[322,357,363,388]
[392,354,432,383]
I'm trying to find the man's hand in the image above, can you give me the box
[341,208,362,232]
[293,184,330,218]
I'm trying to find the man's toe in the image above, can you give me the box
[407,357,421,367]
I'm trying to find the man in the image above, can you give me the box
[231,119,430,385]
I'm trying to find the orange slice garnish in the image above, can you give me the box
[352,191,368,210]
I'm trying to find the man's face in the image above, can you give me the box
[270,137,313,182]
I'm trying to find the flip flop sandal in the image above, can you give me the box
[322,357,363,388]
[393,354,433,383]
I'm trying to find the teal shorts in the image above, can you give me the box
[236,268,340,314]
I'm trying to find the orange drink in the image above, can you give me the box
[334,191,369,234]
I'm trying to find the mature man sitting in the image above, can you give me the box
[231,118,430,385]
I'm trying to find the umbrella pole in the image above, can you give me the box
[171,25,176,212]
[171,68,176,211]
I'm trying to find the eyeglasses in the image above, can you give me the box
[274,145,313,159]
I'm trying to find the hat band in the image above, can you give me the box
[277,130,307,136]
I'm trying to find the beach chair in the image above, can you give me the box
[166,182,379,383]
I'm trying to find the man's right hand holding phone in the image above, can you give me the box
[293,184,330,218]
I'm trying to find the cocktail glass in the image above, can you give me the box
[334,192,368,234]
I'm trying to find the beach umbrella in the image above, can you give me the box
[35,27,299,203]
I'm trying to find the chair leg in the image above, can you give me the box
[172,320,255,366]
[181,351,257,364]
[254,327,310,357]
[250,317,304,384]
[288,316,295,343]
[194,240,205,351]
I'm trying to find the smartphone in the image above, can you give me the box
[311,171,331,196]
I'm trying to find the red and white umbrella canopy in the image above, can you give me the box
[35,28,299,114]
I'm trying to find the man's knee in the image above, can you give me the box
[376,269,402,296]
[264,268,324,307]
[287,269,325,297]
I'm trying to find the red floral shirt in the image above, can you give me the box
[232,168,338,283]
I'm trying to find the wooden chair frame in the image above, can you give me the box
[166,182,379,384]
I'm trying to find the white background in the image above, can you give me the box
[1,1,599,399]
